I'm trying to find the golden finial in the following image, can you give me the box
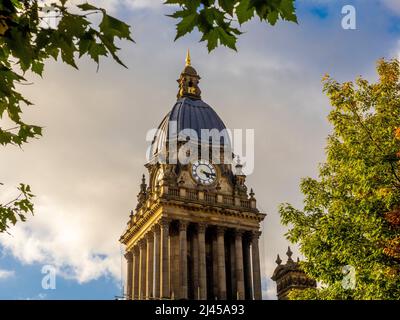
[185,49,191,66]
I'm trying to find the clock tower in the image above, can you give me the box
[120,52,266,300]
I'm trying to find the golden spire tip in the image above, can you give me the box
[185,49,191,66]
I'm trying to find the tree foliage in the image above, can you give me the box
[280,59,400,300]
[0,183,34,233]
[166,0,297,51]
[0,0,132,233]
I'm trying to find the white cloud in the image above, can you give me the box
[0,269,15,280]
[0,196,122,283]
[91,0,163,12]
[38,0,162,16]
[262,278,277,300]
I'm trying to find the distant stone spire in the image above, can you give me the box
[272,247,317,300]
[286,246,293,262]
[249,188,255,199]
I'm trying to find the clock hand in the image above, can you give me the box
[200,169,216,178]
[200,169,209,177]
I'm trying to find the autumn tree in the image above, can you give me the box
[1,0,297,233]
[280,59,400,300]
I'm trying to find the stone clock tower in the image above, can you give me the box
[120,52,266,300]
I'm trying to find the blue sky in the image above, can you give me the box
[1,0,400,300]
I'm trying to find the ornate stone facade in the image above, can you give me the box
[119,53,266,300]
[271,247,317,300]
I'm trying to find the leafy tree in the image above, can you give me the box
[280,59,400,300]
[1,0,297,233]
[0,0,132,233]
[166,0,297,51]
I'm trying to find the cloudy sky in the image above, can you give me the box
[1,0,400,300]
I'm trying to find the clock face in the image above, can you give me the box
[191,160,217,185]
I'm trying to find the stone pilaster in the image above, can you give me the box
[216,227,227,299]
[146,231,154,299]
[133,246,139,299]
[160,218,170,299]
[229,236,237,299]
[171,231,180,299]
[251,231,262,300]
[197,223,207,300]
[179,220,188,299]
[154,225,161,299]
[212,234,218,299]
[243,235,253,299]
[124,251,133,300]
[192,226,199,299]
[139,238,147,300]
[234,230,245,300]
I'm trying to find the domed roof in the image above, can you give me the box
[182,65,198,75]
[149,97,231,161]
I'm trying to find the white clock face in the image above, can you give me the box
[191,160,217,185]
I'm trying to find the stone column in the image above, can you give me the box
[212,234,218,299]
[243,235,253,299]
[160,218,170,299]
[192,226,199,299]
[234,230,245,300]
[171,231,180,299]
[139,239,147,300]
[216,227,227,299]
[146,231,154,299]
[229,237,237,299]
[252,231,262,300]
[133,247,139,299]
[125,251,133,300]
[179,221,188,299]
[154,225,161,299]
[197,223,207,300]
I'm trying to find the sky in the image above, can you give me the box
[1,0,400,300]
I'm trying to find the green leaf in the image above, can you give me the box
[201,28,219,52]
[100,14,133,41]
[236,0,254,25]
[280,0,298,23]
[216,27,237,50]
[31,61,44,76]
[174,12,198,40]
[77,3,99,11]
[266,10,278,25]
[88,42,108,65]
[218,0,235,16]
[10,0,23,9]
